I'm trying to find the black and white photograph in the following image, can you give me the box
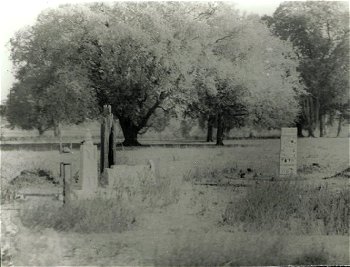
[0,0,349,266]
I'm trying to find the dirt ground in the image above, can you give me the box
[1,138,349,266]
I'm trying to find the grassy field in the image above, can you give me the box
[1,138,349,266]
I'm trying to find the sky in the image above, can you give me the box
[0,0,288,102]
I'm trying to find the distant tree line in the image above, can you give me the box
[5,2,348,145]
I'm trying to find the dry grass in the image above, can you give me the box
[18,167,181,233]
[140,174,181,209]
[1,138,349,265]
[224,181,350,235]
[20,199,136,233]
[2,138,348,182]
[183,164,239,183]
[0,150,72,203]
[1,151,68,181]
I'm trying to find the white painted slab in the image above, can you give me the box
[279,127,297,177]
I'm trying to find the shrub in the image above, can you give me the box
[20,199,136,233]
[223,181,349,234]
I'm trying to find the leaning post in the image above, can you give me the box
[100,105,117,174]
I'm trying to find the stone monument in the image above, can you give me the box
[79,130,98,195]
[279,127,297,177]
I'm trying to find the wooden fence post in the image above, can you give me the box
[100,105,117,173]
[60,148,73,205]
[62,162,72,205]
[111,120,117,166]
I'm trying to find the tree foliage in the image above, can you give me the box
[187,5,303,144]
[8,2,304,144]
[7,7,98,135]
[263,1,349,137]
[8,2,203,144]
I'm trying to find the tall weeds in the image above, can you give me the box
[224,181,350,234]
[20,199,135,233]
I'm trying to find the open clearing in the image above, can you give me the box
[1,138,349,266]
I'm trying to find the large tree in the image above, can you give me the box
[187,6,304,145]
[6,55,97,136]
[263,1,349,137]
[8,2,201,144]
[86,2,202,145]
[7,7,99,136]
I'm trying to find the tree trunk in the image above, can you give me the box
[303,96,317,137]
[37,127,45,136]
[307,126,315,137]
[100,118,107,173]
[304,97,316,137]
[207,116,214,142]
[314,97,320,129]
[319,113,324,137]
[216,113,224,146]
[119,118,141,146]
[296,122,304,137]
[336,115,343,137]
[110,121,117,165]
[328,113,335,126]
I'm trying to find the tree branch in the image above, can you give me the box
[136,91,171,131]
[194,4,217,20]
[136,98,161,131]
[215,34,235,44]
[138,124,152,135]
[158,105,171,112]
[214,29,240,44]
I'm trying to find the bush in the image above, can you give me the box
[20,199,136,233]
[223,181,350,234]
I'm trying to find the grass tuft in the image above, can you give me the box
[140,175,181,209]
[183,165,238,183]
[20,199,136,233]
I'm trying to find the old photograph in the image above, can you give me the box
[1,0,349,266]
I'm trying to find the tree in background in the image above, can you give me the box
[263,1,349,137]
[187,5,303,145]
[7,8,99,136]
[8,2,304,144]
[7,3,199,144]
[6,64,97,136]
